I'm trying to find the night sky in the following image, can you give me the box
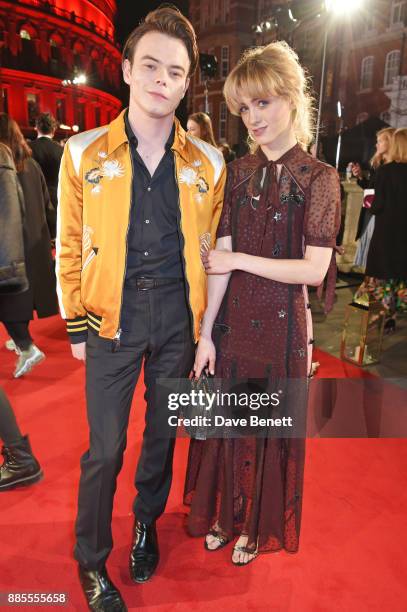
[115,0,190,46]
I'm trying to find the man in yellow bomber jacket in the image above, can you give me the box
[56,7,225,611]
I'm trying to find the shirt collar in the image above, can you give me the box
[255,142,301,166]
[108,108,188,159]
[124,109,175,152]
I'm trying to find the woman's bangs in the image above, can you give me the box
[225,62,277,114]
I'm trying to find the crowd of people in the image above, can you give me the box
[0,4,406,610]
[351,127,407,328]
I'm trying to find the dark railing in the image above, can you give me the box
[11,0,120,47]
[1,44,121,97]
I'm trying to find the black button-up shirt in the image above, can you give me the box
[123,111,183,281]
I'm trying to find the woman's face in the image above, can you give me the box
[237,93,293,148]
[376,134,389,156]
[187,119,201,138]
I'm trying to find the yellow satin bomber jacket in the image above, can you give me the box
[56,109,226,342]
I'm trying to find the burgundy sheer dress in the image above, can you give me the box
[184,144,341,554]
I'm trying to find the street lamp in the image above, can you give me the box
[335,100,343,169]
[62,73,87,87]
[314,0,364,155]
[325,0,363,15]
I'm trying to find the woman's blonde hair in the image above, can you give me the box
[223,41,315,152]
[388,127,407,163]
[370,127,395,168]
[188,112,217,147]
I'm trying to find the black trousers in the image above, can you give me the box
[0,388,23,446]
[74,281,195,570]
[3,321,32,351]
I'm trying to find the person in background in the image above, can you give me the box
[187,111,217,147]
[0,143,43,490]
[30,112,63,239]
[219,142,236,163]
[353,127,395,269]
[364,127,407,331]
[0,114,58,378]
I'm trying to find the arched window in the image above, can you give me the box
[50,32,63,47]
[73,40,85,55]
[360,56,374,90]
[384,50,400,87]
[390,1,406,27]
[50,33,63,61]
[73,40,85,70]
[19,24,37,40]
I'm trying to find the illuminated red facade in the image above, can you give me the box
[0,0,123,137]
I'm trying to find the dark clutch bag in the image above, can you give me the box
[182,372,214,441]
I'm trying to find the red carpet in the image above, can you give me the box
[1,315,407,611]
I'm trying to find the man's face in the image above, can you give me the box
[123,31,191,119]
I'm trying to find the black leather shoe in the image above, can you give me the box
[78,566,127,611]
[0,435,43,491]
[129,520,159,583]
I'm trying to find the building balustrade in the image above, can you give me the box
[0,43,120,97]
[7,0,119,46]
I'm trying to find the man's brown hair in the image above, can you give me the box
[122,4,199,78]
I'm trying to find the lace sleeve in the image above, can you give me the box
[304,165,341,248]
[216,164,235,239]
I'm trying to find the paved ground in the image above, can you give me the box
[311,273,407,378]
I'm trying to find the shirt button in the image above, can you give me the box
[145,219,150,224]
[147,186,151,192]
[144,251,149,256]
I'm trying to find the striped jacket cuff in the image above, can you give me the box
[66,316,88,343]
[66,312,103,343]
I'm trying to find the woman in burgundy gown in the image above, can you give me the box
[184,41,341,565]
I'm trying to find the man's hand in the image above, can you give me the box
[202,249,236,275]
[71,341,86,361]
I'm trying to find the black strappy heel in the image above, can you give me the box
[204,530,230,552]
[231,544,258,566]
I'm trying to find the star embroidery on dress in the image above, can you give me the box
[272,243,281,257]
[297,348,306,358]
[250,194,261,210]
[278,310,286,318]
[273,212,282,222]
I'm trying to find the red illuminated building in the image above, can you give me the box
[0,0,123,137]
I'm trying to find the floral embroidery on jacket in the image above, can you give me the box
[85,152,125,194]
[179,162,210,204]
